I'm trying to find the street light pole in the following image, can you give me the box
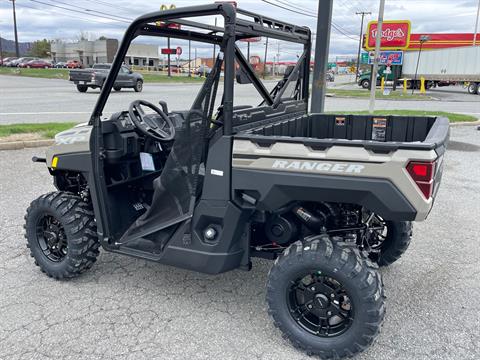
[10,0,20,57]
[368,0,386,114]
[412,35,430,95]
[474,0,480,45]
[355,12,371,82]
[263,37,269,79]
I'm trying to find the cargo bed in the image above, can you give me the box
[235,113,449,155]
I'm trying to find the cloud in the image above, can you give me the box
[0,0,479,59]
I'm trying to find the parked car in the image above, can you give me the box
[69,63,144,92]
[195,65,212,76]
[22,59,52,69]
[8,57,36,67]
[66,60,83,69]
[54,61,67,68]
[1,57,17,66]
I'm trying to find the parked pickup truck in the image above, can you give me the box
[69,63,143,93]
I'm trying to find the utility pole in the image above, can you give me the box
[311,0,333,113]
[0,35,3,64]
[212,18,217,65]
[167,37,171,77]
[188,39,191,77]
[368,0,385,114]
[355,11,371,81]
[474,0,480,45]
[10,0,20,57]
[263,37,269,79]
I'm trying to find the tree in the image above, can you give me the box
[97,36,108,40]
[29,39,51,58]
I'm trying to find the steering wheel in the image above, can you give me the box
[128,100,176,141]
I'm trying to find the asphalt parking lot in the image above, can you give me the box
[1,75,479,124]
[0,126,479,360]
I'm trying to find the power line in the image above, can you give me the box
[19,2,126,25]
[50,0,132,21]
[273,0,359,37]
[260,0,359,41]
[29,0,130,23]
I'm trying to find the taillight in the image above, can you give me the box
[406,161,436,199]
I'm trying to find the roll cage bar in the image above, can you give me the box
[90,3,312,135]
[89,4,312,243]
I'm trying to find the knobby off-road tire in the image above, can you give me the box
[24,192,100,280]
[266,236,385,359]
[375,221,412,267]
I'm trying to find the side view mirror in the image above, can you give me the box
[129,69,133,74]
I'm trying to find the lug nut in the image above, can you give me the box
[327,311,332,316]
[308,304,313,309]
[311,287,315,291]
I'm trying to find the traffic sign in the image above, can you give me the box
[368,51,404,66]
[360,52,369,64]
[176,47,182,56]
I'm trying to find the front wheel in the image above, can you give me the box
[113,86,122,92]
[267,236,385,359]
[24,192,100,280]
[134,80,143,92]
[360,79,370,89]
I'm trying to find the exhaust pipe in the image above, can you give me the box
[292,205,326,232]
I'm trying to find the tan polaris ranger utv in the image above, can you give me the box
[25,4,449,359]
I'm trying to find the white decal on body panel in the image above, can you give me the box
[272,160,364,174]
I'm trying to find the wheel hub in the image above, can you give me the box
[287,274,354,337]
[314,293,329,309]
[36,214,67,262]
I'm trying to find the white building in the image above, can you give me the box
[51,39,161,68]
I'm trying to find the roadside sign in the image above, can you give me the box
[360,52,369,64]
[176,47,183,56]
[161,48,177,55]
[368,51,404,65]
[239,37,262,43]
[365,20,411,50]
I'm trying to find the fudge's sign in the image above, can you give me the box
[366,20,411,50]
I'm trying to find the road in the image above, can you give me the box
[0,126,479,360]
[1,75,479,124]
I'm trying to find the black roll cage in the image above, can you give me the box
[88,3,312,243]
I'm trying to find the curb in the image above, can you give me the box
[0,139,54,151]
[450,119,480,127]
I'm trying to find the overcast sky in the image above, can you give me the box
[1,0,479,60]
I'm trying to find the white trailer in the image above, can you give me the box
[402,46,480,94]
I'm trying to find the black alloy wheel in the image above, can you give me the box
[287,272,354,337]
[35,214,68,262]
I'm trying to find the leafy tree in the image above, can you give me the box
[29,39,51,58]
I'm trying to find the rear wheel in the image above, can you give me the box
[365,218,412,267]
[24,192,100,280]
[468,82,478,94]
[267,236,385,359]
[134,80,143,92]
[76,84,88,93]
